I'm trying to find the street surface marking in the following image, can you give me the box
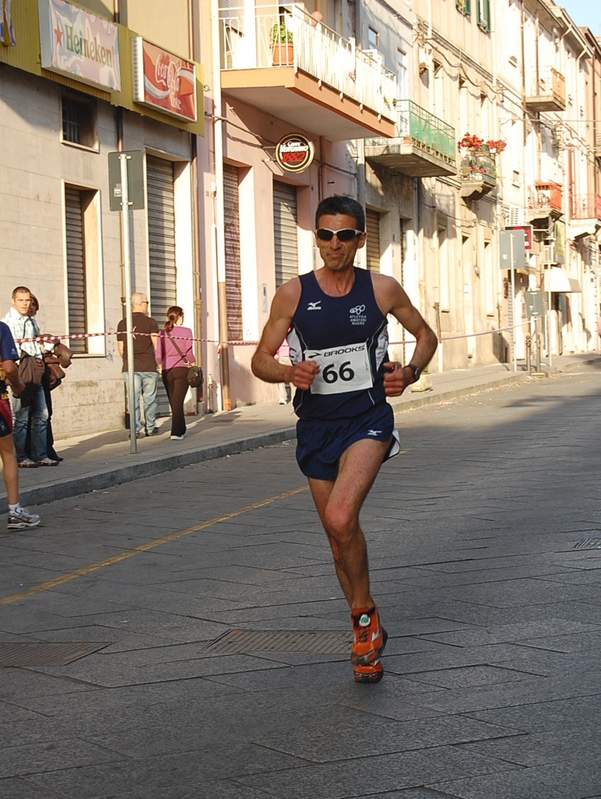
[0,485,308,606]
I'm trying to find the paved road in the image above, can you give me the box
[1,365,600,798]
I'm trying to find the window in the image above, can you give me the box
[477,0,491,31]
[64,186,104,355]
[61,94,97,149]
[368,27,379,48]
[397,50,408,99]
[456,0,471,16]
[438,225,450,311]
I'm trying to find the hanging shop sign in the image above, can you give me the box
[1,0,16,46]
[38,0,121,91]
[131,37,196,122]
[274,134,315,173]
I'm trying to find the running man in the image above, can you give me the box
[251,195,437,682]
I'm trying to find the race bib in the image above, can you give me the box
[305,342,373,395]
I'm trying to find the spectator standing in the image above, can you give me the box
[117,293,159,437]
[0,320,41,529]
[25,296,62,462]
[155,306,195,440]
[2,286,57,468]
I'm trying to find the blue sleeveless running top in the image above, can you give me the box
[288,267,389,420]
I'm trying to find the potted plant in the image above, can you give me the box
[270,21,293,66]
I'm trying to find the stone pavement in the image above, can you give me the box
[3,353,599,513]
[1,354,601,798]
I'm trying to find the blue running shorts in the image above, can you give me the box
[296,402,401,481]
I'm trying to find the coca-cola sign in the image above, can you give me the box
[275,134,315,173]
[132,37,196,122]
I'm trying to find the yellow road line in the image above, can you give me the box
[0,485,308,606]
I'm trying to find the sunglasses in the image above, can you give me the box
[315,228,363,242]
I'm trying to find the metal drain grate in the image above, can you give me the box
[0,642,110,667]
[574,537,601,550]
[204,629,352,655]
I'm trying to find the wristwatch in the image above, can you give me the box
[407,364,421,383]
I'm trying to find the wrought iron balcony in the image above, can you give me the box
[528,181,563,218]
[525,68,566,113]
[459,146,497,199]
[218,4,397,139]
[364,101,456,178]
[570,193,601,221]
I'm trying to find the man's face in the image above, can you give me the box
[315,213,366,272]
[12,292,31,317]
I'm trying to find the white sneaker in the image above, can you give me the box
[170,435,185,440]
[8,507,41,530]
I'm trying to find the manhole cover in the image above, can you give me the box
[0,642,110,667]
[573,537,601,550]
[204,629,352,654]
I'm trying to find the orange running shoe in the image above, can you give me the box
[350,606,387,666]
[354,658,384,683]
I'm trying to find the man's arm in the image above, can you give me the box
[2,359,25,396]
[372,274,438,397]
[251,280,318,390]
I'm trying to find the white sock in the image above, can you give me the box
[9,503,20,513]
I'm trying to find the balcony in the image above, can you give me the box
[569,193,601,237]
[525,68,566,113]
[459,146,497,199]
[364,101,456,178]
[219,4,397,140]
[528,181,563,220]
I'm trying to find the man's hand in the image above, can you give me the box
[10,378,26,397]
[290,360,319,390]
[382,361,413,397]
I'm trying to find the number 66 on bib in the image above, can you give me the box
[305,342,373,395]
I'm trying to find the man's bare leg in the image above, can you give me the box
[0,433,19,505]
[308,437,390,610]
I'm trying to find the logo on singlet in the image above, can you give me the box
[307,301,321,311]
[349,304,367,326]
[367,429,382,436]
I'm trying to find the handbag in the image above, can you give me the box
[165,331,203,388]
[18,352,46,385]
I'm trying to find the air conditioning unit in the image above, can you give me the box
[543,243,556,264]
[507,205,524,226]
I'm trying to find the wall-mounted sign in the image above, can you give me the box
[275,134,315,173]
[506,225,533,250]
[132,37,196,122]
[38,0,121,91]
[1,0,16,46]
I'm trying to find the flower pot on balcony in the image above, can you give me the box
[271,42,294,65]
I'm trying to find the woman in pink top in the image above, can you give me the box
[155,306,195,440]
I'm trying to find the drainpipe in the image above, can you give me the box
[210,0,231,411]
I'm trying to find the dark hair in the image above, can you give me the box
[12,286,31,298]
[164,306,184,332]
[315,196,365,231]
[29,295,39,313]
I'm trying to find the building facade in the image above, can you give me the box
[0,0,204,435]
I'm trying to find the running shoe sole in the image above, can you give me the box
[8,518,41,530]
[354,659,384,683]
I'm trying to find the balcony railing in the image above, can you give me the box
[530,181,563,213]
[397,101,456,163]
[570,193,601,220]
[525,67,566,112]
[219,4,397,121]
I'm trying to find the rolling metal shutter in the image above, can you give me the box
[273,181,298,288]
[64,187,87,354]
[223,164,243,341]
[147,155,176,416]
[366,209,381,273]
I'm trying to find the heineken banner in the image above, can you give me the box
[38,0,121,91]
